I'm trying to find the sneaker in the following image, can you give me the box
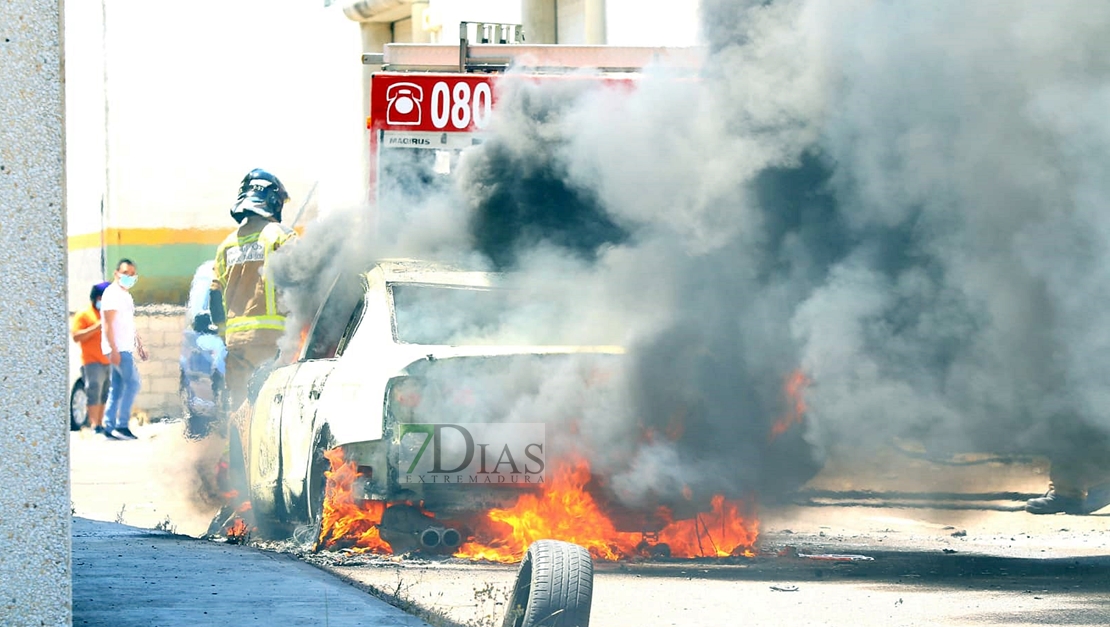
[1026,489,1085,515]
[94,426,105,435]
[103,429,121,440]
[112,428,138,440]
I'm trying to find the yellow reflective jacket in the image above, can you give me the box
[213,216,296,345]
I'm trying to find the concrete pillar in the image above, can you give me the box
[0,1,71,625]
[583,0,607,44]
[410,1,432,43]
[360,21,392,114]
[359,21,390,206]
[522,0,557,44]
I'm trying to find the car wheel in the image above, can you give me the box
[503,540,594,627]
[245,445,292,541]
[207,436,290,540]
[303,428,336,547]
[70,378,88,431]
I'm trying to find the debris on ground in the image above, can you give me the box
[799,553,874,562]
[225,519,250,545]
[770,585,799,592]
[951,529,967,537]
[777,546,874,561]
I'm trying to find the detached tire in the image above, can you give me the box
[503,540,593,627]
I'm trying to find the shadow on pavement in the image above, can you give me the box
[601,550,1110,593]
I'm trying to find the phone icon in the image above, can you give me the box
[386,82,423,126]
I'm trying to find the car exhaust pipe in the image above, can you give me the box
[420,527,443,549]
[441,527,462,550]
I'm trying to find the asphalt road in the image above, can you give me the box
[71,420,1110,627]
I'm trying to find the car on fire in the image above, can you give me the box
[226,259,631,547]
[227,258,820,556]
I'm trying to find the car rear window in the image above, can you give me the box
[390,283,618,346]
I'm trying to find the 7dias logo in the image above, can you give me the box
[398,423,545,485]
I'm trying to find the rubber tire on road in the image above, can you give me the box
[503,540,593,627]
[303,429,335,547]
[70,378,88,431]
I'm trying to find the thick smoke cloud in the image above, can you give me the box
[457,78,629,269]
[272,0,1110,510]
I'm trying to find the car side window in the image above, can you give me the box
[303,274,364,361]
[333,296,365,357]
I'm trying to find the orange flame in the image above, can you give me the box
[226,518,249,544]
[295,325,310,361]
[315,453,758,563]
[456,459,640,562]
[769,370,810,440]
[316,448,392,552]
[654,495,758,558]
[456,458,759,563]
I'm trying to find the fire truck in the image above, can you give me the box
[363,22,700,213]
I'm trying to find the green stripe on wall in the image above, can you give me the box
[105,243,216,305]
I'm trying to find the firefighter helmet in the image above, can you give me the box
[230,168,289,223]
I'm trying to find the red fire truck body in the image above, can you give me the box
[365,40,700,208]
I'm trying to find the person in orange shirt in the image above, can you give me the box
[71,282,112,434]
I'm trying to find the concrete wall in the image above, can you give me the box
[134,308,190,422]
[0,1,71,625]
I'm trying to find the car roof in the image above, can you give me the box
[368,258,499,288]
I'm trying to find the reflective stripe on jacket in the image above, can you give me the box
[213,216,296,341]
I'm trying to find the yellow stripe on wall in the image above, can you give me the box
[68,226,306,251]
[68,227,229,251]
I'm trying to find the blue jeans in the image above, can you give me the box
[103,352,141,432]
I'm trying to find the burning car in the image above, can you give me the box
[225,259,794,561]
[226,260,628,546]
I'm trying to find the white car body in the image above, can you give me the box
[232,260,622,529]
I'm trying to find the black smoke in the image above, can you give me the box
[457,77,629,269]
[272,0,1110,509]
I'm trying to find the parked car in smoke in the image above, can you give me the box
[225,259,820,554]
[225,260,630,542]
[180,260,228,438]
[69,341,87,431]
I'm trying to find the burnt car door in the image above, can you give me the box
[246,361,299,524]
[280,273,367,517]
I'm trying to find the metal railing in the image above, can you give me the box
[459,21,525,72]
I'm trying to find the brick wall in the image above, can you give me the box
[134,305,188,421]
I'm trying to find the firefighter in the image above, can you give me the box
[213,168,297,410]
